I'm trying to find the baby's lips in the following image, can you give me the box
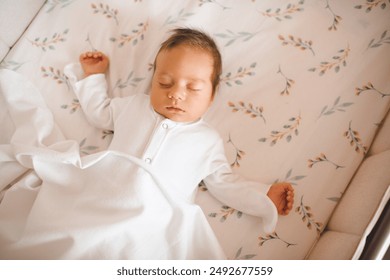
[166,106,185,112]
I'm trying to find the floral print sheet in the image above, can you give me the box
[1,0,390,259]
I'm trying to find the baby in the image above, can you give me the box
[68,28,294,233]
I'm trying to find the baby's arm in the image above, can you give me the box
[79,51,109,77]
[64,51,125,130]
[267,182,294,215]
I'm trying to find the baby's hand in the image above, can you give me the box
[267,182,294,216]
[79,51,109,77]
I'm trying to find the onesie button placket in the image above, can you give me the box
[142,119,176,164]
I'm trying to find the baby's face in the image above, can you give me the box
[151,45,214,123]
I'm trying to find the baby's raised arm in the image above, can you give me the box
[79,51,109,77]
[64,51,121,130]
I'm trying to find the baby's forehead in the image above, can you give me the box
[154,44,215,73]
[158,43,213,58]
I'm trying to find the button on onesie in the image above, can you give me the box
[143,119,177,164]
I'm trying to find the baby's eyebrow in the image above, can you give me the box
[188,78,207,84]
[156,73,171,79]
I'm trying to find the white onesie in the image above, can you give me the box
[65,63,278,233]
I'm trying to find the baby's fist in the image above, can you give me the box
[267,182,294,216]
[79,51,109,77]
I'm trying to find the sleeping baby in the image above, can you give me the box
[65,28,294,238]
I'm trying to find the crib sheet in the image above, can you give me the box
[1,0,390,259]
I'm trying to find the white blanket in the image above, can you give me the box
[0,69,225,259]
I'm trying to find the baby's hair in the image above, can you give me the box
[154,28,222,96]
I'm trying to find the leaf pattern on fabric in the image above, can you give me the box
[259,115,301,146]
[327,192,343,203]
[109,21,148,47]
[79,138,99,156]
[208,205,243,222]
[344,121,368,154]
[355,0,389,12]
[258,232,297,247]
[198,0,230,10]
[308,46,350,75]
[198,181,208,192]
[112,71,145,93]
[324,0,342,31]
[318,96,354,119]
[91,3,119,25]
[278,34,315,55]
[163,8,195,26]
[355,82,390,98]
[0,60,25,71]
[28,29,69,51]
[277,168,306,186]
[277,66,295,95]
[296,196,323,237]
[366,30,390,49]
[233,247,257,260]
[221,63,256,87]
[61,99,80,114]
[228,101,266,123]
[102,130,114,140]
[215,30,259,46]
[45,0,75,13]
[227,134,245,168]
[260,0,305,21]
[308,153,345,169]
[41,66,70,90]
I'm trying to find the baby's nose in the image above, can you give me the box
[169,86,186,100]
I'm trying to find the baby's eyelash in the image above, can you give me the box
[159,83,172,88]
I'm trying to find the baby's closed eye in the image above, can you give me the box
[188,87,202,92]
[159,82,172,89]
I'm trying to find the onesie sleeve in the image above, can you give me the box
[203,139,278,234]
[64,63,131,130]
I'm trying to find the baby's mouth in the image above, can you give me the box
[166,106,185,113]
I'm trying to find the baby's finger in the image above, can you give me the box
[79,52,90,61]
[287,195,294,207]
[280,207,289,215]
[80,52,90,59]
[286,184,294,192]
[93,52,102,59]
